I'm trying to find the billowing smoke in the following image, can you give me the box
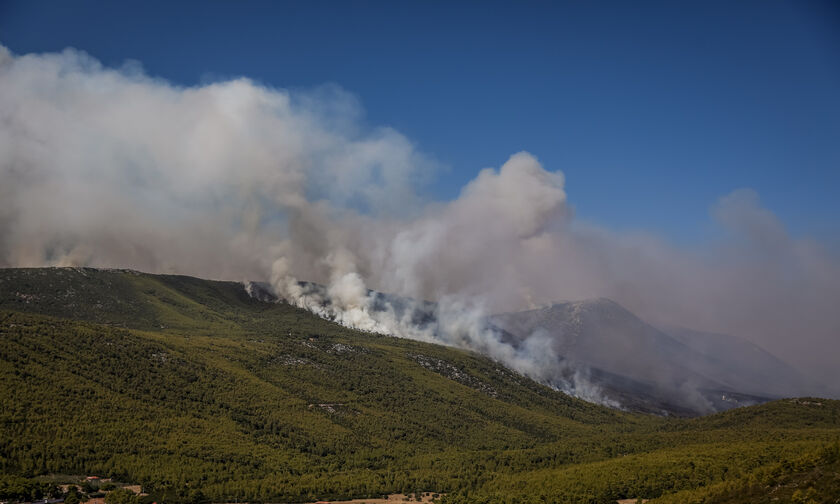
[2,45,838,402]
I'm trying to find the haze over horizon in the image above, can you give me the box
[1,2,839,392]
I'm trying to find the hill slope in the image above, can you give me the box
[1,267,839,504]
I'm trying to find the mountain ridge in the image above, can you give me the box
[488,297,818,414]
[4,266,817,415]
[249,278,810,415]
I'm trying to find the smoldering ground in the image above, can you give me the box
[1,45,838,401]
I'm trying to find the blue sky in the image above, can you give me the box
[2,0,839,244]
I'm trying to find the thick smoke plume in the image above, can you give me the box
[1,45,838,399]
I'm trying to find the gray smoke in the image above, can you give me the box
[1,45,838,400]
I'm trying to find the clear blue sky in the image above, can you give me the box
[2,0,839,243]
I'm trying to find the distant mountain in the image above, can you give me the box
[662,325,818,397]
[489,298,813,415]
[260,279,816,415]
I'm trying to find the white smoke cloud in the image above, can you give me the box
[1,45,839,401]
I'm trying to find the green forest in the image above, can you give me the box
[0,267,838,504]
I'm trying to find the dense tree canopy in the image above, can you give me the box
[1,268,838,503]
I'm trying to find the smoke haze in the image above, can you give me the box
[1,45,838,397]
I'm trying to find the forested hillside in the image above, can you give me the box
[1,268,838,504]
